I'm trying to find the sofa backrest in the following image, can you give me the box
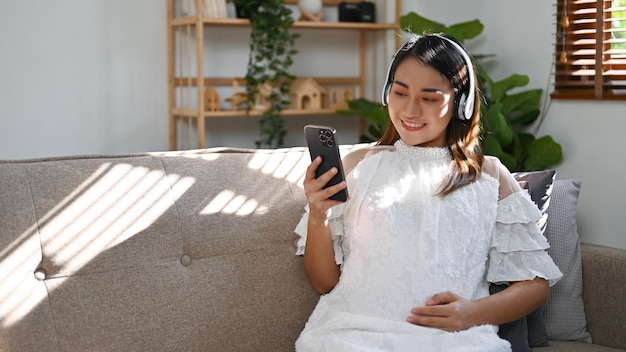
[0,146,352,351]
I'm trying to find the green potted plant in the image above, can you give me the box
[236,0,300,148]
[339,12,562,172]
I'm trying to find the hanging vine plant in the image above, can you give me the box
[236,0,300,148]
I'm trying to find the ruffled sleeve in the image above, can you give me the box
[294,202,346,265]
[487,191,563,286]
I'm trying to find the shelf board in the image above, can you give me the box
[170,17,397,30]
[173,76,362,87]
[283,0,362,4]
[172,107,348,118]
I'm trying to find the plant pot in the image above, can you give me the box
[298,0,322,15]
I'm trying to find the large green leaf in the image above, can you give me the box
[510,108,541,126]
[484,135,516,170]
[501,89,542,119]
[522,136,563,171]
[399,12,446,34]
[489,74,530,103]
[486,103,513,147]
[446,20,484,42]
[399,13,484,43]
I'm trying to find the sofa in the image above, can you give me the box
[1,145,624,352]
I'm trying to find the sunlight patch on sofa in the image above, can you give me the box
[0,163,195,328]
[0,233,48,328]
[42,164,194,265]
[201,189,268,216]
[247,149,308,187]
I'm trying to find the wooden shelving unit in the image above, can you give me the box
[167,0,400,150]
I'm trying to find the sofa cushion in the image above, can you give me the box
[0,164,59,351]
[535,340,626,352]
[543,179,592,343]
[580,243,626,350]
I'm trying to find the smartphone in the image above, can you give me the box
[304,125,349,202]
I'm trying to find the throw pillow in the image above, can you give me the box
[490,169,556,351]
[543,179,592,342]
[513,169,556,348]
[513,169,557,235]
[489,284,531,352]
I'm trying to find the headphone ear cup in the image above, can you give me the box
[457,92,467,120]
[382,67,394,106]
[463,91,475,120]
[382,81,391,106]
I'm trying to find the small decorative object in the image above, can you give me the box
[253,83,274,111]
[225,79,249,111]
[203,0,228,18]
[338,1,375,23]
[326,86,354,110]
[289,78,326,110]
[204,85,221,111]
[298,0,323,21]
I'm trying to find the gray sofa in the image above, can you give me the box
[1,146,624,352]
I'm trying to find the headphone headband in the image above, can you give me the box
[381,34,476,121]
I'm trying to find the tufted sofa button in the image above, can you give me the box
[181,254,191,266]
[34,269,47,281]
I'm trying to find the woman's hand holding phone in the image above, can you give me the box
[303,125,349,203]
[303,156,348,220]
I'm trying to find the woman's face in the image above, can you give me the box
[386,58,455,147]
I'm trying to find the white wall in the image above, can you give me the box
[0,1,168,159]
[0,0,624,249]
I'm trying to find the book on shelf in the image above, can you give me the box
[203,0,228,18]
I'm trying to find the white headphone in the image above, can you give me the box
[381,34,476,121]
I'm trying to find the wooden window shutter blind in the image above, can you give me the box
[553,0,626,100]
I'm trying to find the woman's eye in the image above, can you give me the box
[393,90,407,97]
[423,97,436,102]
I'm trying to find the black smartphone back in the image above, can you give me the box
[304,125,349,202]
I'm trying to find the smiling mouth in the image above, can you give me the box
[402,120,425,129]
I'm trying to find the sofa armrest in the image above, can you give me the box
[581,242,626,350]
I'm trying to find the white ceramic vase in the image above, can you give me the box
[298,0,322,14]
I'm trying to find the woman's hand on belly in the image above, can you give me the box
[406,291,478,332]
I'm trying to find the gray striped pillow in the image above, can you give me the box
[543,179,592,342]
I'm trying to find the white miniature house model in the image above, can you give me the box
[289,78,326,110]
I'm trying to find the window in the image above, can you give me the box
[553,0,626,100]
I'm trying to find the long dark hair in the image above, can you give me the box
[378,34,483,196]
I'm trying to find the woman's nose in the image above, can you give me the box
[405,99,421,117]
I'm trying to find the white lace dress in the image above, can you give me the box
[294,140,562,352]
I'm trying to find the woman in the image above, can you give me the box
[294,33,562,351]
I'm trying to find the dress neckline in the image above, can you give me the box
[393,139,451,160]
